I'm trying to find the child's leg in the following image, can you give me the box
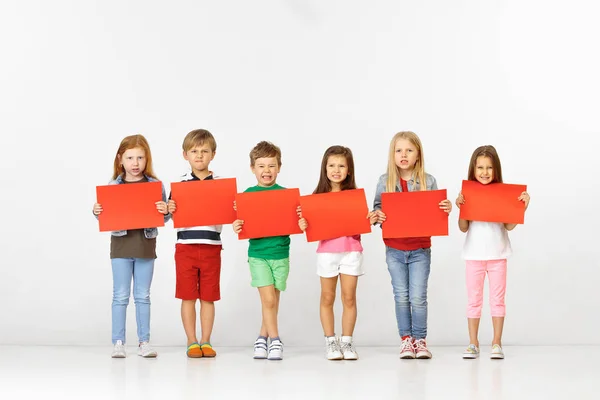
[258,285,279,338]
[111,258,134,344]
[385,248,411,337]
[339,274,358,337]
[132,258,155,344]
[487,259,507,346]
[181,300,198,345]
[175,243,202,345]
[465,260,487,346]
[199,300,215,344]
[320,277,338,336]
[198,244,222,344]
[407,248,431,340]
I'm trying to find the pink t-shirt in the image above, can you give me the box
[316,235,363,253]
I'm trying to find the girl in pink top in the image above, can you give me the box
[298,146,377,360]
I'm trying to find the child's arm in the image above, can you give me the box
[455,191,470,232]
[156,183,170,222]
[92,203,102,219]
[297,206,308,231]
[233,219,244,234]
[372,176,387,224]
[505,191,530,231]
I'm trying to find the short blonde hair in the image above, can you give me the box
[182,129,217,152]
[249,141,282,167]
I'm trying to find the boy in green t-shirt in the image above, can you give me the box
[233,141,289,361]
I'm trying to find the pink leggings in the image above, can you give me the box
[465,259,507,318]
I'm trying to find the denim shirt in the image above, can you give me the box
[96,175,171,239]
[373,172,438,212]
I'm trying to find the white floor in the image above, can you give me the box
[0,345,597,400]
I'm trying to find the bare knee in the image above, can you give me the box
[320,291,336,308]
[341,292,356,309]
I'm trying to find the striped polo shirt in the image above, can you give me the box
[171,171,223,245]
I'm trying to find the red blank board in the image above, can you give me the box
[96,181,164,232]
[299,189,371,242]
[381,189,448,238]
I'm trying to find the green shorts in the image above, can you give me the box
[248,257,290,291]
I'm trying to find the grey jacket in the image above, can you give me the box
[373,172,438,211]
[96,174,171,238]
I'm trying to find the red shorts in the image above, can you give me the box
[175,244,222,301]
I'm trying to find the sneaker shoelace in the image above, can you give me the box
[327,339,340,354]
[340,341,355,354]
[139,342,153,353]
[414,339,428,353]
[400,338,414,353]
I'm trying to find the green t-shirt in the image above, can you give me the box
[244,184,290,260]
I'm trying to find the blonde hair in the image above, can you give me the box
[182,129,217,152]
[385,131,426,192]
[112,134,158,180]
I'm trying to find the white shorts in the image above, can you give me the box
[316,251,364,278]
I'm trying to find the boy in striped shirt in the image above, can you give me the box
[167,129,222,358]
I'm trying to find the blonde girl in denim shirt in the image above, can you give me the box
[92,134,170,358]
[373,131,452,359]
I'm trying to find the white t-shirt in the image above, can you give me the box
[462,221,512,261]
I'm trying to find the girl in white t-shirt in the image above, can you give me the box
[455,145,530,360]
[298,145,377,361]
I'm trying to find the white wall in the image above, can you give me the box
[0,0,598,346]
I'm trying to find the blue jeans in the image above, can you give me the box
[385,247,431,339]
[111,258,155,344]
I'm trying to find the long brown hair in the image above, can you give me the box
[386,131,426,192]
[467,145,503,183]
[313,145,357,194]
[112,134,158,180]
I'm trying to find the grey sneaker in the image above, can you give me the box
[267,339,283,360]
[339,337,358,360]
[463,344,480,359]
[111,340,126,358]
[253,337,268,359]
[138,341,157,358]
[491,344,504,359]
[325,336,343,360]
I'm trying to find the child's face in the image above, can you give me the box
[394,138,419,171]
[326,155,348,189]
[252,157,280,187]
[474,156,494,185]
[119,147,146,181]
[184,143,215,174]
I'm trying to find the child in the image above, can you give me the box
[456,145,530,360]
[166,129,223,358]
[232,141,289,361]
[372,131,452,359]
[92,134,170,358]
[297,145,377,360]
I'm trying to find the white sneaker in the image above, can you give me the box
[253,337,268,359]
[111,340,126,358]
[325,336,343,360]
[463,344,480,359]
[491,344,504,359]
[138,341,157,358]
[340,336,358,360]
[414,339,432,359]
[268,339,283,360]
[399,336,415,359]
